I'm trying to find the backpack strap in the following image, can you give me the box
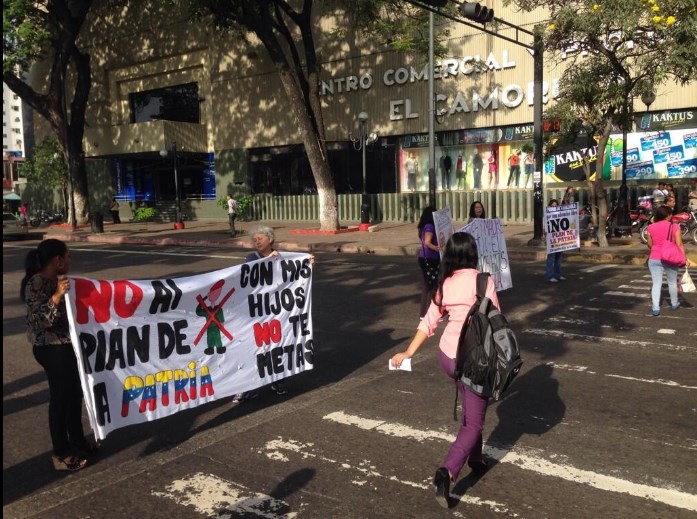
[476,272,490,300]
[453,272,491,421]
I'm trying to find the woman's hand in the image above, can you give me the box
[391,352,411,369]
[52,276,70,306]
[309,255,316,266]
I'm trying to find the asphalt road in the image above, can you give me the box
[3,241,696,518]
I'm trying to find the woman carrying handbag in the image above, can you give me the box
[646,205,685,316]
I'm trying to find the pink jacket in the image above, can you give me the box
[647,220,681,261]
[418,269,500,359]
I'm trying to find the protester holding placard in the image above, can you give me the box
[21,239,96,472]
[417,207,441,318]
[545,200,566,283]
[467,201,486,223]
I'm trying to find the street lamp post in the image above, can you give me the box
[160,141,184,229]
[358,112,370,231]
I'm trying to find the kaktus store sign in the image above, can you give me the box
[319,50,559,121]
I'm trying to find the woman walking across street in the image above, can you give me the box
[545,199,566,282]
[21,239,97,471]
[646,205,684,316]
[416,206,441,318]
[392,232,498,508]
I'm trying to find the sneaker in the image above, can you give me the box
[651,309,660,317]
[558,276,567,281]
[232,392,248,404]
[548,278,558,283]
[270,381,289,395]
[671,303,680,311]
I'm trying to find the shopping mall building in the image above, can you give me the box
[40,1,696,222]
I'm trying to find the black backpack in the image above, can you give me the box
[453,273,522,418]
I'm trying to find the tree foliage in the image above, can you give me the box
[22,138,70,212]
[3,0,94,225]
[507,0,696,246]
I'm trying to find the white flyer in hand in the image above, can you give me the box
[388,358,412,371]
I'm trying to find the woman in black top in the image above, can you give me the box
[21,239,96,471]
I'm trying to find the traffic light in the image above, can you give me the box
[460,2,495,23]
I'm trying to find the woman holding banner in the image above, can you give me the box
[21,239,97,472]
[234,226,315,401]
[545,199,566,283]
[391,232,499,508]
[467,201,486,223]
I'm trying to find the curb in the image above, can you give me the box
[44,232,655,265]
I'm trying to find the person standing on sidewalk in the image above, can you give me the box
[226,194,238,236]
[391,232,497,508]
[110,197,121,224]
[646,205,684,316]
[545,199,566,283]
[21,239,98,472]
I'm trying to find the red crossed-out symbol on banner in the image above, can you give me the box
[193,288,235,346]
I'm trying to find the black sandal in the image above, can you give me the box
[52,455,87,471]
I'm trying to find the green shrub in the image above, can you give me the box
[217,194,255,221]
[133,206,159,222]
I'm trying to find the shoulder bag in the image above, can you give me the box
[660,223,686,268]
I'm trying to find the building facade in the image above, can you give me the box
[31,1,696,221]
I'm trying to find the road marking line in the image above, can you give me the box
[657,328,677,334]
[603,290,650,298]
[323,411,697,512]
[567,305,688,320]
[261,438,517,515]
[547,362,696,390]
[523,328,693,352]
[153,472,299,518]
[580,265,616,273]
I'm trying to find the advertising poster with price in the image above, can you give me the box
[610,128,697,180]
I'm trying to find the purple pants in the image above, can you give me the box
[439,349,488,480]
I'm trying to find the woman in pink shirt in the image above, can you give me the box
[646,205,684,316]
[391,232,499,508]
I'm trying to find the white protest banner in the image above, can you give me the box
[433,206,454,259]
[66,253,314,440]
[546,203,580,254]
[458,218,512,291]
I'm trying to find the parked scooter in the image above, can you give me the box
[28,209,64,227]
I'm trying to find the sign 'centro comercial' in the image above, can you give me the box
[319,50,560,121]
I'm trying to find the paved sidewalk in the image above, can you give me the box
[42,218,697,265]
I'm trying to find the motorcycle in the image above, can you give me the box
[28,209,64,227]
[604,201,646,238]
[639,208,695,244]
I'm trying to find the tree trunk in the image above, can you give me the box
[264,36,339,231]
